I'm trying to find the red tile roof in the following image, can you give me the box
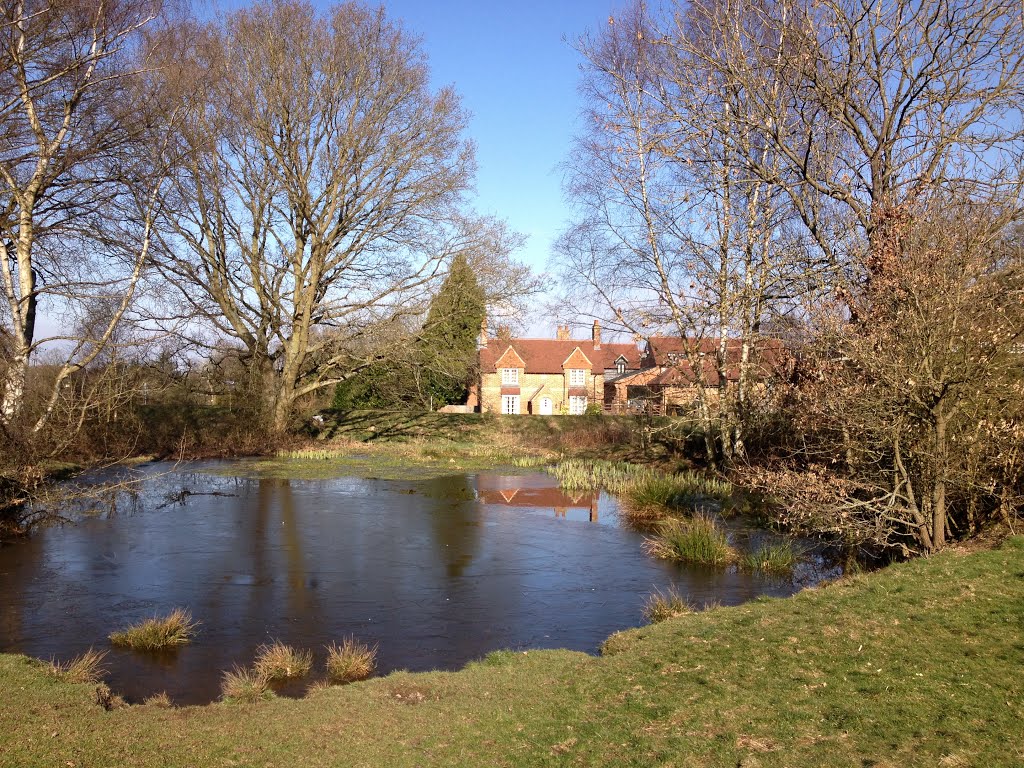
[639,337,788,385]
[480,337,643,374]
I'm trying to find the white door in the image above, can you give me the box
[539,397,552,415]
[501,395,520,415]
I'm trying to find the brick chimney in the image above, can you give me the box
[592,319,601,349]
[556,325,571,340]
[478,317,488,348]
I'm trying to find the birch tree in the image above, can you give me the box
[0,0,163,431]
[557,3,797,466]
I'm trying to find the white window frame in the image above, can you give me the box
[501,367,519,385]
[569,368,587,387]
[568,395,587,415]
[501,395,520,414]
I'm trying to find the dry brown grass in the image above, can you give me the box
[253,640,312,680]
[642,586,694,623]
[304,679,335,696]
[48,648,107,683]
[325,637,377,684]
[142,691,174,708]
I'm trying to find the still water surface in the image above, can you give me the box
[0,462,804,704]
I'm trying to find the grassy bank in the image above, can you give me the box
[2,538,1021,766]
[206,410,668,481]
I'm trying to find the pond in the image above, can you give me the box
[0,462,816,705]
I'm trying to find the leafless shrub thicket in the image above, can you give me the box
[558,0,1024,553]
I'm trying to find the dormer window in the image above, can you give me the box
[501,367,519,385]
[569,369,586,387]
[615,356,627,374]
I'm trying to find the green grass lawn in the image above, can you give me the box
[2,538,1021,767]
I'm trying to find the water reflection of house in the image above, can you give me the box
[476,475,600,522]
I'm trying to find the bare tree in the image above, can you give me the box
[0,0,164,430]
[680,0,1024,293]
[147,0,515,432]
[557,3,799,466]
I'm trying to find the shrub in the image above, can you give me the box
[644,514,735,566]
[109,608,198,650]
[642,586,693,623]
[253,640,312,680]
[325,637,377,684]
[220,666,271,703]
[49,648,107,683]
[740,541,799,574]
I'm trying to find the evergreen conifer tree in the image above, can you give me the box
[418,253,486,406]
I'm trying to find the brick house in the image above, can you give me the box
[477,320,643,415]
[608,336,788,413]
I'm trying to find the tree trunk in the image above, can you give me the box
[0,351,28,425]
[272,388,294,434]
[931,408,948,550]
[695,384,718,469]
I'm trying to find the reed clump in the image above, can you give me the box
[548,458,655,494]
[511,455,549,468]
[325,637,377,684]
[740,541,800,574]
[626,471,733,511]
[253,641,313,681]
[644,514,735,566]
[549,460,735,525]
[276,442,356,460]
[109,608,198,650]
[642,586,693,624]
[49,648,107,684]
[220,666,272,703]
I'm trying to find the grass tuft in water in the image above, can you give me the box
[740,542,800,574]
[220,666,272,703]
[644,514,735,566]
[253,641,313,681]
[642,586,694,624]
[325,637,377,684]
[49,648,107,684]
[109,608,198,650]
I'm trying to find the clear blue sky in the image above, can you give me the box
[372,0,618,274]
